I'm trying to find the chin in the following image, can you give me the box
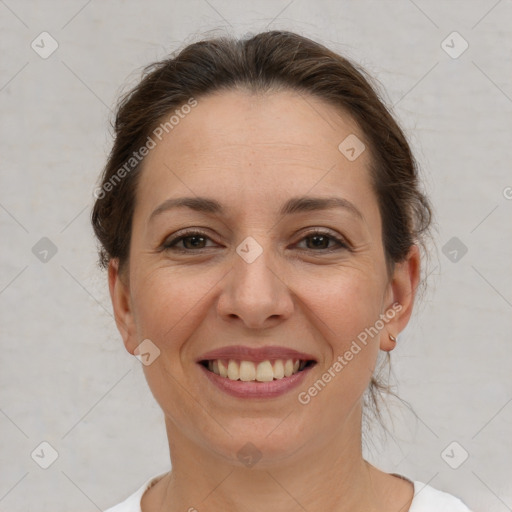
[205,418,312,468]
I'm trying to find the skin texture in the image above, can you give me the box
[108,89,420,512]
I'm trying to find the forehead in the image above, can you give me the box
[135,88,377,220]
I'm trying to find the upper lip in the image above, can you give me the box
[196,345,318,363]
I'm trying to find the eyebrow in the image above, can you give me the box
[149,195,364,222]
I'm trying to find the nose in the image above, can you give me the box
[216,241,294,329]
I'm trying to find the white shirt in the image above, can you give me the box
[103,472,473,511]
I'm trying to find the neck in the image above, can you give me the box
[151,404,389,512]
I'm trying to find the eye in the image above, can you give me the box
[161,230,217,252]
[295,230,350,252]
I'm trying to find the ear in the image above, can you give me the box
[108,258,138,355]
[380,244,421,351]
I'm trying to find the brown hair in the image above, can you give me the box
[91,30,433,432]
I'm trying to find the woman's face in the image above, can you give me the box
[109,89,419,466]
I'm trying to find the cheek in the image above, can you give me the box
[299,266,384,396]
[295,272,383,414]
[130,265,224,351]
[131,268,220,420]
[300,263,386,337]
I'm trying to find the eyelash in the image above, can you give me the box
[161,229,350,254]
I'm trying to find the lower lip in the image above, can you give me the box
[198,363,315,399]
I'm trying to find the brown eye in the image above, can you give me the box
[305,234,331,249]
[162,231,216,252]
[180,235,208,249]
[297,230,349,252]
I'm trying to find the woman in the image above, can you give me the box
[93,30,473,512]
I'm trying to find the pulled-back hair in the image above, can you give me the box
[91,30,433,434]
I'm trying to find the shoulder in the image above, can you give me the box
[103,472,168,512]
[409,480,473,511]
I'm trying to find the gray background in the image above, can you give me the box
[1,1,511,511]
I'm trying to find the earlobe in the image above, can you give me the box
[380,245,421,352]
[108,259,137,354]
[381,333,397,352]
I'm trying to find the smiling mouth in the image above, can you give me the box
[199,358,316,382]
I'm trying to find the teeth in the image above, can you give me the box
[218,359,228,377]
[284,359,294,377]
[273,359,284,379]
[240,360,256,381]
[207,358,309,381]
[255,360,274,382]
[227,360,239,380]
